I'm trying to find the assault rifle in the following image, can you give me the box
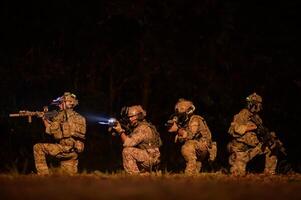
[98,107,132,135]
[165,112,190,143]
[98,117,118,127]
[165,112,189,130]
[9,106,58,123]
[251,115,287,156]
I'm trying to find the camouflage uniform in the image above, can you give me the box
[122,120,161,174]
[179,115,216,174]
[33,108,86,175]
[228,106,278,175]
[168,99,217,175]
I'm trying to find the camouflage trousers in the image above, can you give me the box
[33,143,78,175]
[228,144,277,176]
[122,147,160,174]
[181,140,209,175]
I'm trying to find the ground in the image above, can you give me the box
[1,172,301,200]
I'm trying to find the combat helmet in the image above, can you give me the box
[127,105,146,120]
[175,98,195,115]
[246,92,262,112]
[246,92,262,104]
[62,92,79,107]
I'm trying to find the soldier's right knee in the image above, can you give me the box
[122,147,134,157]
[231,158,247,175]
[230,164,246,176]
[181,145,196,161]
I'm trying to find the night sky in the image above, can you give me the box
[0,0,300,173]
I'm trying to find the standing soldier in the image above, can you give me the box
[228,92,285,175]
[167,98,217,175]
[112,105,162,175]
[33,92,86,175]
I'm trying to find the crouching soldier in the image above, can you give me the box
[167,98,217,175]
[112,105,162,175]
[33,92,86,175]
[228,93,285,176]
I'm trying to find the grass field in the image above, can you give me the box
[1,172,301,200]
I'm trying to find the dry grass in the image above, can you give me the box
[0,172,301,200]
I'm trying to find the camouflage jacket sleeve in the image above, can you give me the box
[230,109,256,135]
[123,124,152,147]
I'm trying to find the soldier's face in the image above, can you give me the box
[61,100,73,110]
[128,115,138,126]
[256,103,263,112]
[251,103,262,113]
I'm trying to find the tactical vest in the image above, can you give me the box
[228,109,252,138]
[189,115,212,141]
[136,121,162,150]
[228,109,260,147]
[188,115,216,161]
[61,110,86,140]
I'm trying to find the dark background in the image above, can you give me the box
[0,0,300,173]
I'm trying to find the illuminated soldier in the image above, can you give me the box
[33,92,86,175]
[227,92,283,175]
[113,105,162,174]
[167,99,217,175]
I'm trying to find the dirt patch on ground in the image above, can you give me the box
[0,173,301,200]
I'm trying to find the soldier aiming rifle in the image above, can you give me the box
[108,105,162,174]
[166,99,217,175]
[9,92,86,175]
[227,92,286,175]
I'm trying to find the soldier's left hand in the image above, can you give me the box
[168,121,179,133]
[37,112,45,118]
[246,122,257,131]
[112,121,125,134]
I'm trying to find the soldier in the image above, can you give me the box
[167,99,217,175]
[227,92,283,175]
[33,92,86,175]
[112,105,162,175]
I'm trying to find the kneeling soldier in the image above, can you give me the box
[33,92,86,175]
[167,98,217,175]
[113,105,162,174]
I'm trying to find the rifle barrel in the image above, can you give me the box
[9,114,20,117]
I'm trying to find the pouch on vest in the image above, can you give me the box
[49,121,63,139]
[236,132,259,147]
[137,122,162,149]
[62,122,72,138]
